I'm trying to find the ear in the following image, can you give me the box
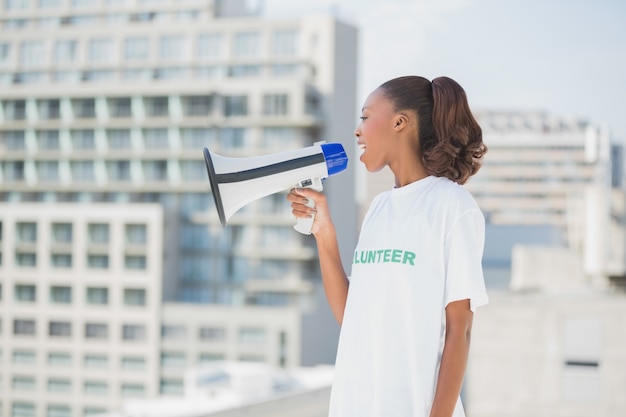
[393,113,409,131]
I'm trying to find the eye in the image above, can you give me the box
[359,116,368,121]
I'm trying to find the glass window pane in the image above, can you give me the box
[124,37,149,60]
[86,287,108,305]
[160,35,185,60]
[20,41,45,67]
[88,38,114,63]
[54,40,77,64]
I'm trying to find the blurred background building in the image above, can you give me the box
[0,0,358,416]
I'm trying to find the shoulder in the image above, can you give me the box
[430,176,481,213]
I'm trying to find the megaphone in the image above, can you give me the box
[203,141,348,235]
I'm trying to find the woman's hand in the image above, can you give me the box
[287,187,334,237]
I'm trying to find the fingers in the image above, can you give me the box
[288,188,321,218]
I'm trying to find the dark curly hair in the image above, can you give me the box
[378,75,487,184]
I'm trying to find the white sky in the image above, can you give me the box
[263,0,626,143]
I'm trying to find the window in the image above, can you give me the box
[88,38,114,63]
[88,223,109,243]
[107,128,131,149]
[143,160,168,181]
[37,161,60,182]
[48,378,71,392]
[14,319,36,335]
[181,127,216,149]
[51,223,72,244]
[37,131,60,151]
[20,41,45,67]
[160,352,185,367]
[13,350,36,364]
[233,32,260,58]
[228,64,260,77]
[180,161,205,181]
[125,224,146,245]
[83,407,107,416]
[183,95,212,116]
[40,0,63,8]
[86,287,108,305]
[125,255,146,270]
[262,94,289,115]
[50,286,72,303]
[4,100,26,120]
[84,354,108,368]
[121,356,145,370]
[121,384,145,397]
[12,376,36,390]
[160,379,183,395]
[85,323,108,339]
[199,326,226,341]
[123,289,146,306]
[17,222,37,243]
[3,161,25,181]
[71,161,95,182]
[261,127,298,149]
[49,321,71,337]
[87,254,109,269]
[38,99,61,119]
[16,253,37,267]
[1,130,26,151]
[238,327,266,344]
[71,129,95,149]
[144,96,168,117]
[0,43,11,64]
[73,98,96,118]
[272,29,298,56]
[220,127,245,150]
[51,253,71,268]
[107,160,131,181]
[161,325,186,339]
[196,33,221,60]
[122,324,146,341]
[84,381,108,395]
[47,405,71,417]
[124,37,149,60]
[223,95,247,117]
[143,128,168,148]
[199,353,225,363]
[48,352,72,366]
[15,285,36,302]
[11,402,35,417]
[109,97,132,118]
[160,35,185,60]
[54,40,77,65]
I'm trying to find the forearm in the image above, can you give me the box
[315,226,349,325]
[429,302,473,417]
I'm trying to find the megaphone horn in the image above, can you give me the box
[204,142,348,235]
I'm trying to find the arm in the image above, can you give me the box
[287,188,349,325]
[429,299,474,417]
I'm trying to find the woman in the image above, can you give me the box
[288,75,488,417]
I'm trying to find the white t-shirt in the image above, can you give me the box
[328,175,488,417]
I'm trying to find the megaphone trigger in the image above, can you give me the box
[293,177,324,235]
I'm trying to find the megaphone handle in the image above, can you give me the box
[293,180,324,235]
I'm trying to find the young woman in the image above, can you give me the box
[288,75,488,417]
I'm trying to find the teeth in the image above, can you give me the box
[359,144,366,150]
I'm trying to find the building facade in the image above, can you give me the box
[0,1,358,416]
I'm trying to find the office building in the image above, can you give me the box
[0,1,358,416]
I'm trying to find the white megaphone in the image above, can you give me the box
[203,141,348,235]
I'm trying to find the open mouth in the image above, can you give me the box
[358,143,366,151]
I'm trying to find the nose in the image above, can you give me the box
[354,126,361,137]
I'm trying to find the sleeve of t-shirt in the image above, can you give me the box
[444,208,489,313]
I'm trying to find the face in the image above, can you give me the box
[355,88,398,172]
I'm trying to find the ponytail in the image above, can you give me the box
[428,77,486,184]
